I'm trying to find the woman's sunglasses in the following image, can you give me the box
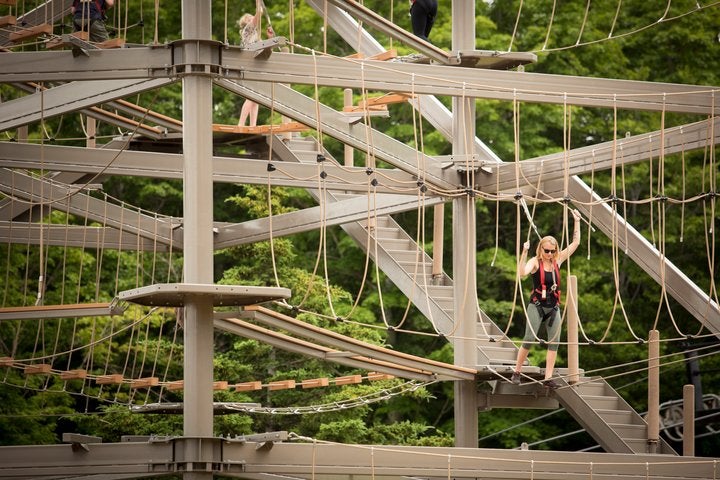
[543,249,556,254]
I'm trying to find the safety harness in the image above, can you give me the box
[530,261,561,326]
[73,0,106,22]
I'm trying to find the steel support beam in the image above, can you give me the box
[0,78,175,132]
[0,168,177,245]
[0,437,716,480]
[1,47,717,115]
[0,142,425,193]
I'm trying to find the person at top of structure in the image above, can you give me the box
[511,208,582,390]
[71,0,115,43]
[409,0,438,43]
[237,0,274,127]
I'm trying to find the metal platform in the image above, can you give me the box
[118,283,291,307]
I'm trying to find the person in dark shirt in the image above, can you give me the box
[71,0,115,43]
[409,0,437,42]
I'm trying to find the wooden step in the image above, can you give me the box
[9,23,52,43]
[96,374,124,385]
[213,121,309,135]
[97,38,125,49]
[60,369,88,380]
[0,15,16,28]
[24,363,51,375]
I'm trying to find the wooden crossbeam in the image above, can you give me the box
[130,377,160,389]
[357,92,414,109]
[334,374,362,385]
[96,374,124,385]
[0,15,16,28]
[0,357,14,367]
[213,381,229,391]
[24,363,52,375]
[235,381,262,391]
[45,31,89,50]
[96,38,125,49]
[60,369,88,380]
[9,23,52,43]
[268,379,295,391]
[345,49,397,61]
[165,380,184,391]
[0,0,17,5]
[367,372,394,381]
[213,121,309,135]
[301,377,329,389]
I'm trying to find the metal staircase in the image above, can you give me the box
[555,377,676,454]
[266,132,677,455]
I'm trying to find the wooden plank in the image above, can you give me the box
[0,0,17,5]
[301,377,329,389]
[212,121,309,135]
[60,369,88,380]
[0,15,16,28]
[130,377,160,389]
[96,374,124,385]
[165,380,184,391]
[213,381,229,391]
[0,357,14,367]
[97,38,125,49]
[45,32,89,50]
[334,374,362,386]
[342,104,388,113]
[367,372,394,381]
[268,379,296,391]
[9,23,53,43]
[235,381,262,391]
[24,363,52,375]
[358,93,413,108]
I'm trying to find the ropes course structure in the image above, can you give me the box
[0,0,719,479]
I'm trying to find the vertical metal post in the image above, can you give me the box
[683,384,695,456]
[344,88,354,167]
[86,117,96,148]
[647,329,660,453]
[451,0,478,448]
[182,1,215,479]
[432,204,444,280]
[567,275,579,384]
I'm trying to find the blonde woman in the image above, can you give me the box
[237,0,273,126]
[511,209,581,389]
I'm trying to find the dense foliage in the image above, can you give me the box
[1,0,718,457]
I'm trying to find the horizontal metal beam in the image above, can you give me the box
[483,116,720,194]
[0,78,175,133]
[0,142,426,194]
[0,222,176,251]
[0,168,177,246]
[2,46,717,114]
[0,437,716,480]
[214,192,445,248]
